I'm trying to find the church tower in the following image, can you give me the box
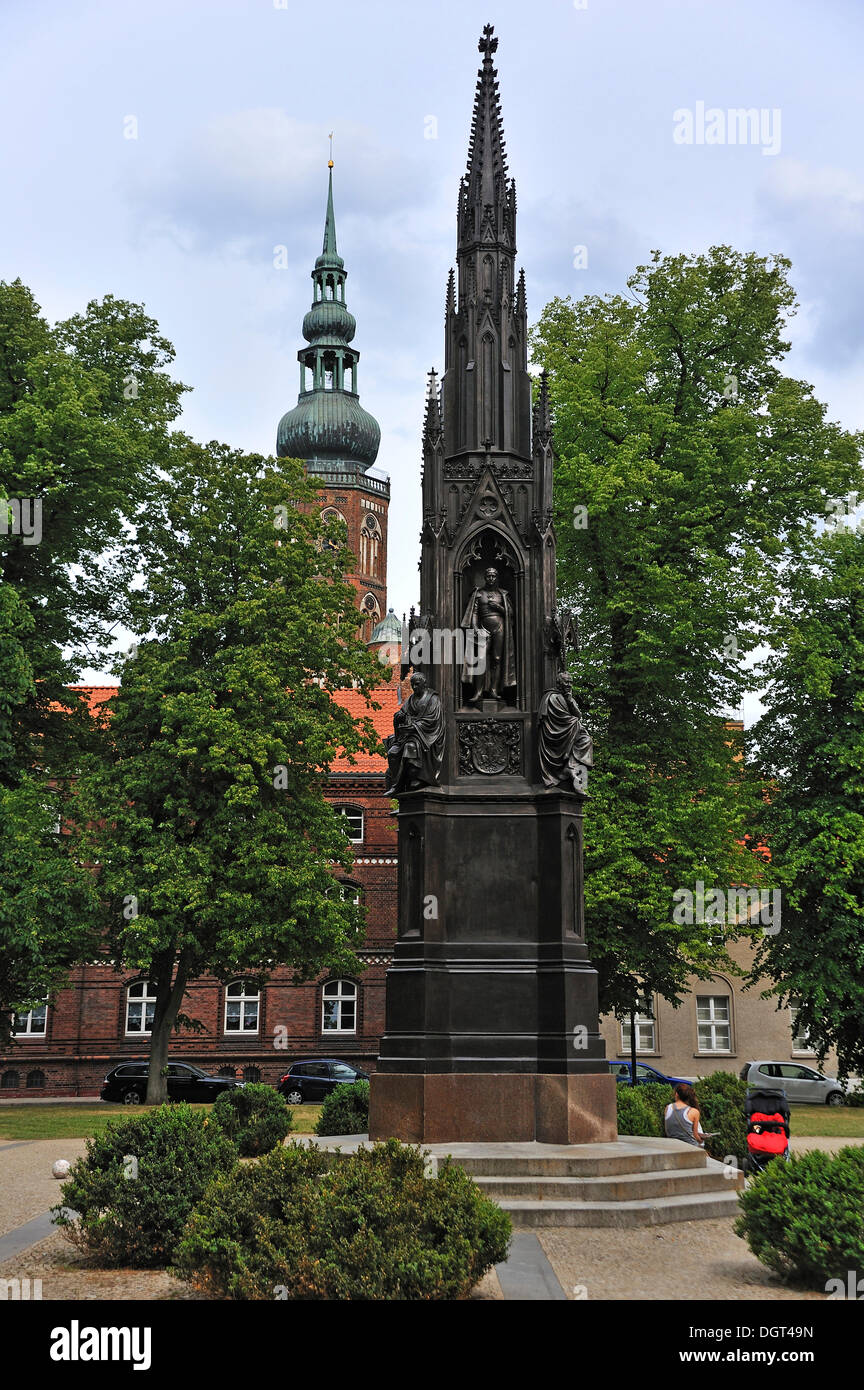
[369,27,615,1146]
[276,162,390,640]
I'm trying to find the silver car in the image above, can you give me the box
[741,1060,846,1105]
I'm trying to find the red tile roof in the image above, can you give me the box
[67,683,400,776]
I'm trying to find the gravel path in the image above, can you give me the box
[539,1218,824,1301]
[0,1139,88,1237]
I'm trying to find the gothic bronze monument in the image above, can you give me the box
[369,26,616,1144]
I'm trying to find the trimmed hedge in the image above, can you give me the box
[172,1138,512,1300]
[735,1145,864,1284]
[616,1085,662,1137]
[314,1079,370,1137]
[212,1084,292,1156]
[52,1103,237,1267]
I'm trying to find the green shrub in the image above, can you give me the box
[735,1145,864,1285]
[845,1085,864,1108]
[635,1081,675,1133]
[52,1103,238,1267]
[616,1085,662,1136]
[314,1079,370,1137]
[172,1137,512,1300]
[695,1071,748,1167]
[212,1084,292,1156]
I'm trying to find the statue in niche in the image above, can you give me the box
[460,565,516,704]
[538,671,593,792]
[384,672,446,796]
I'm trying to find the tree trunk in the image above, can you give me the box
[145,949,191,1105]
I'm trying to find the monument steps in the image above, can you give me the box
[474,1165,736,1202]
[496,1187,743,1229]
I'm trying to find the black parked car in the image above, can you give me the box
[278,1059,369,1104]
[100,1060,243,1105]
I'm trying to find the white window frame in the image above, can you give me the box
[13,1001,48,1036]
[336,806,364,844]
[620,1003,656,1054]
[224,981,261,1035]
[322,979,357,1034]
[125,980,157,1036]
[789,995,817,1055]
[696,995,732,1053]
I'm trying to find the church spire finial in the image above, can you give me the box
[479,22,498,59]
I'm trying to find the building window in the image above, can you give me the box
[1,1071,20,1089]
[13,1002,47,1036]
[322,979,357,1033]
[224,981,260,1034]
[243,1066,262,1084]
[338,881,362,907]
[335,806,364,844]
[125,980,157,1035]
[217,1065,237,1079]
[696,995,732,1052]
[789,995,816,1053]
[620,1001,656,1054]
[26,1069,46,1089]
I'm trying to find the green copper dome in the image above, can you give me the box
[277,390,380,468]
[302,298,356,345]
[277,164,380,474]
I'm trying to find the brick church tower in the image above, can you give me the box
[276,161,391,642]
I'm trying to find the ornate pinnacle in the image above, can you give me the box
[423,369,442,442]
[478,23,498,59]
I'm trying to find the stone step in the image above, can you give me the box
[498,1188,744,1229]
[474,1164,737,1202]
[446,1141,707,1179]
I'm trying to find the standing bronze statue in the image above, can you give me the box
[461,566,516,704]
[538,672,593,792]
[384,673,446,796]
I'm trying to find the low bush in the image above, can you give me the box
[52,1103,237,1267]
[172,1137,512,1300]
[314,1079,370,1137]
[696,1071,748,1168]
[634,1081,674,1133]
[616,1085,662,1137]
[735,1145,864,1285]
[212,1084,292,1156]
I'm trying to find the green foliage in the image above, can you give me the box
[212,1084,293,1156]
[314,1079,370,1136]
[531,248,863,1017]
[616,1086,662,1137]
[632,1081,673,1133]
[734,1145,864,1285]
[172,1138,511,1300]
[0,776,99,1044]
[51,1103,237,1268]
[846,1086,864,1109]
[752,527,864,1078]
[71,438,388,1101]
[695,1071,748,1166]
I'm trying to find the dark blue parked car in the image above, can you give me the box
[607,1061,690,1087]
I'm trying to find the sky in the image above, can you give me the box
[2,0,863,720]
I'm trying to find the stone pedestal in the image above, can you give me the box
[368,1070,617,1145]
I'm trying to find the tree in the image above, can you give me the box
[751,524,864,1078]
[530,247,863,1018]
[73,439,387,1103]
[0,281,187,1031]
[0,279,187,780]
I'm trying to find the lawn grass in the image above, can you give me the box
[788,1104,864,1138]
[0,1101,324,1142]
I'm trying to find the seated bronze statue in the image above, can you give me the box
[538,672,593,792]
[384,673,446,796]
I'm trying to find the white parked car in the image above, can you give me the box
[740,1060,847,1106]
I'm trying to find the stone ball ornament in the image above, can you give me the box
[52,1158,72,1180]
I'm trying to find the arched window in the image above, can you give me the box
[125,980,156,1035]
[224,981,260,1034]
[1,1070,20,1089]
[334,805,364,844]
[26,1069,46,1089]
[322,979,357,1034]
[217,1065,237,1079]
[243,1065,262,1084]
[338,881,362,907]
